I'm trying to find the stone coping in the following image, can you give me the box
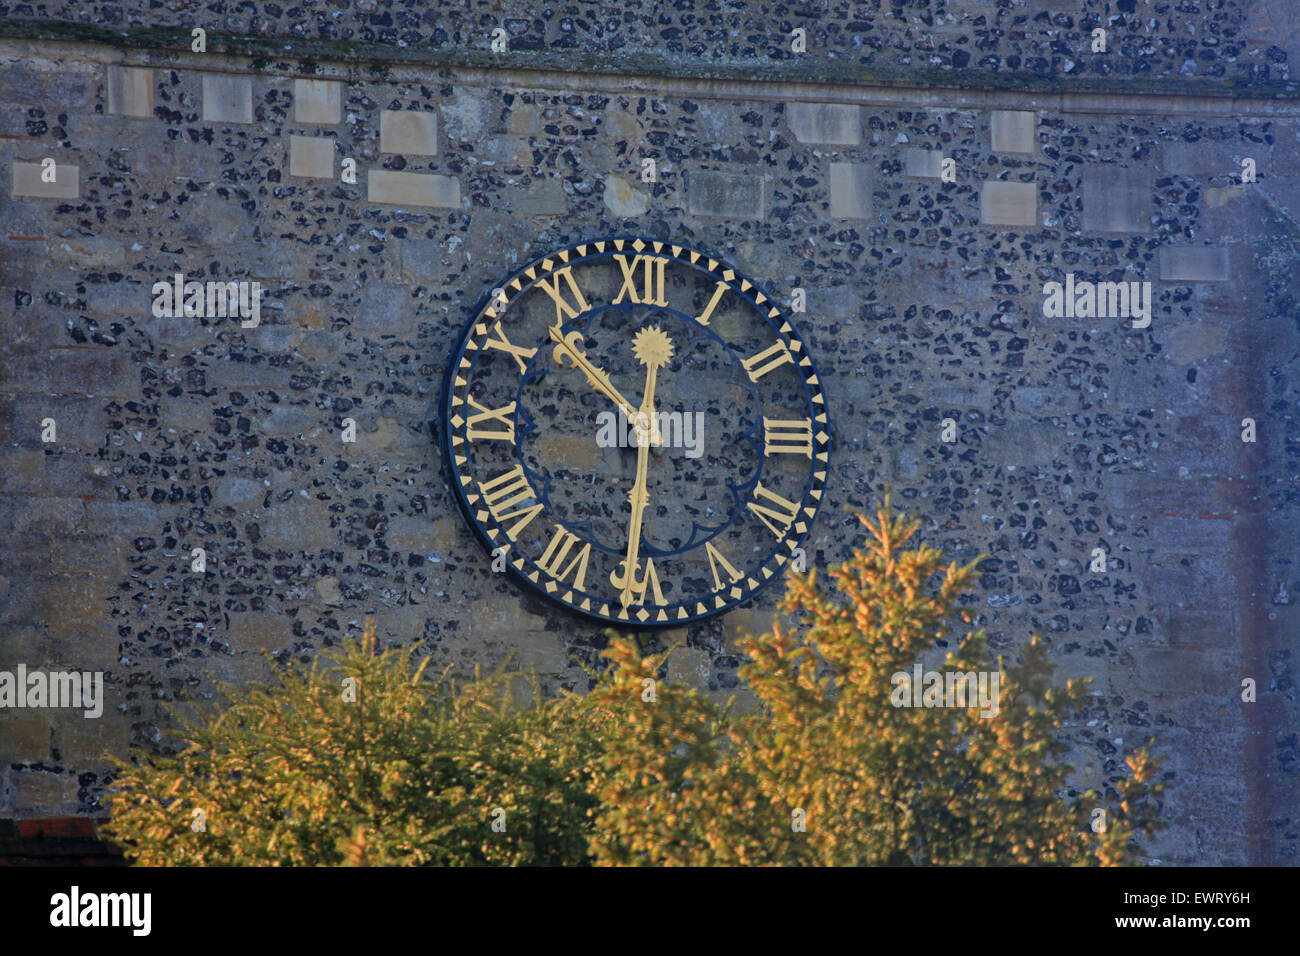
[1,17,1298,114]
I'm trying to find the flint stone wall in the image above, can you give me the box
[1,3,1299,866]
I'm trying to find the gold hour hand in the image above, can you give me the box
[548,324,660,446]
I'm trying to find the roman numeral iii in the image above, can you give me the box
[763,417,813,457]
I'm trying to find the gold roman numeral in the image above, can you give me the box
[612,255,668,307]
[478,465,543,539]
[535,267,590,324]
[704,541,743,591]
[763,417,813,457]
[625,557,666,606]
[747,481,801,538]
[741,340,794,382]
[484,320,537,373]
[694,280,728,326]
[537,524,592,590]
[465,395,516,442]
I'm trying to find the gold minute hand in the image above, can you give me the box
[548,324,662,446]
[612,374,655,608]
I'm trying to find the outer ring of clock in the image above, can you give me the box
[438,236,831,630]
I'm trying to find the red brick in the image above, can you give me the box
[16,815,97,839]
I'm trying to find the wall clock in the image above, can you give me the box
[438,238,830,628]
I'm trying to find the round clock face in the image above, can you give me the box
[439,237,830,628]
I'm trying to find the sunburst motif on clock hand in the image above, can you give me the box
[631,325,674,372]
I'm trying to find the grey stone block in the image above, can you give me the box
[1159,246,1231,282]
[106,66,153,118]
[512,179,567,217]
[1151,516,1234,554]
[1082,166,1153,233]
[202,74,253,124]
[980,180,1037,226]
[294,79,341,124]
[806,285,860,319]
[0,349,125,394]
[981,420,1060,465]
[1164,605,1240,646]
[211,477,266,511]
[177,195,257,245]
[385,516,430,552]
[357,282,415,333]
[368,170,460,208]
[81,500,156,532]
[380,109,438,155]
[85,281,145,319]
[991,110,1036,153]
[257,501,338,550]
[12,162,78,199]
[259,405,315,437]
[48,236,124,267]
[1133,648,1238,696]
[28,398,112,449]
[902,147,944,178]
[786,103,861,146]
[687,170,764,219]
[1162,139,1251,178]
[926,381,995,408]
[399,239,442,284]
[1015,386,1075,415]
[828,163,871,219]
[1161,321,1228,364]
[289,135,334,179]
[10,497,86,534]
